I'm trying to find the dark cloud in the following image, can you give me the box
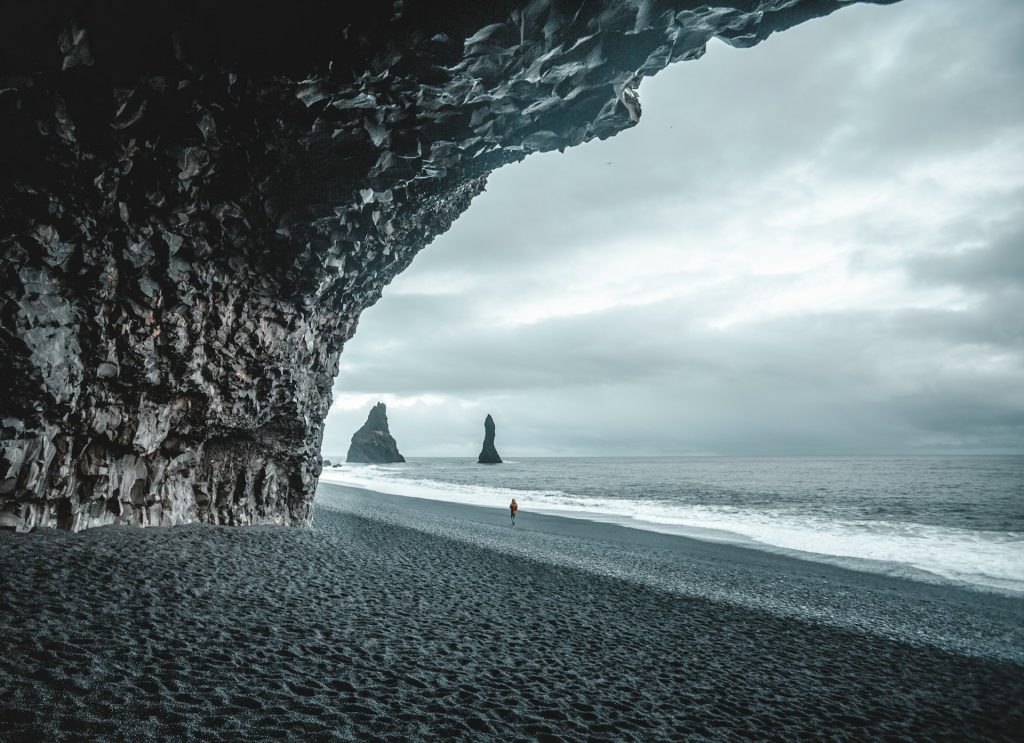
[322,0,1024,458]
[906,220,1024,291]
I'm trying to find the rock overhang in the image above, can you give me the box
[0,0,900,531]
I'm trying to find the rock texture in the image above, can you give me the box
[346,403,406,464]
[478,414,503,465]
[0,0,898,531]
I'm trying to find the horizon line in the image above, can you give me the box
[320,452,1024,460]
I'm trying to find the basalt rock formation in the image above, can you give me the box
[0,0,897,531]
[346,403,406,464]
[478,414,503,465]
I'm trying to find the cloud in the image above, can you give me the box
[322,0,1024,458]
[905,215,1024,291]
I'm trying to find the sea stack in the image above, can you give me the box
[346,403,406,464]
[477,414,503,464]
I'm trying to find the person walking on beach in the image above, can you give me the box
[510,498,518,526]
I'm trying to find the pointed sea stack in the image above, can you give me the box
[346,403,406,464]
[477,414,503,464]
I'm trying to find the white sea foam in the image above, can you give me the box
[319,464,1024,595]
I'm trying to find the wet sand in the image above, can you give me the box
[1,483,1022,741]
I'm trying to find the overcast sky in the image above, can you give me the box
[322,0,1024,458]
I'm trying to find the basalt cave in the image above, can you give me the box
[0,0,899,531]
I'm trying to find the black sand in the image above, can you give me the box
[1,484,1022,741]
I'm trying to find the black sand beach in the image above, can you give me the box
[2,484,1022,741]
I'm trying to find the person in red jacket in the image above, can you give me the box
[510,498,519,526]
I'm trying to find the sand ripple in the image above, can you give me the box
[1,496,1022,741]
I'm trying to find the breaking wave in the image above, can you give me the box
[319,462,1024,595]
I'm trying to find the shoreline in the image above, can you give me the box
[317,483,1024,665]
[318,465,1024,598]
[1,484,1021,740]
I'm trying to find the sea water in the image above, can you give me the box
[319,456,1024,595]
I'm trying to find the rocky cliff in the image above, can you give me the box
[478,415,503,465]
[346,403,406,464]
[0,0,898,531]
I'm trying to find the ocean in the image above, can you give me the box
[319,455,1024,595]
